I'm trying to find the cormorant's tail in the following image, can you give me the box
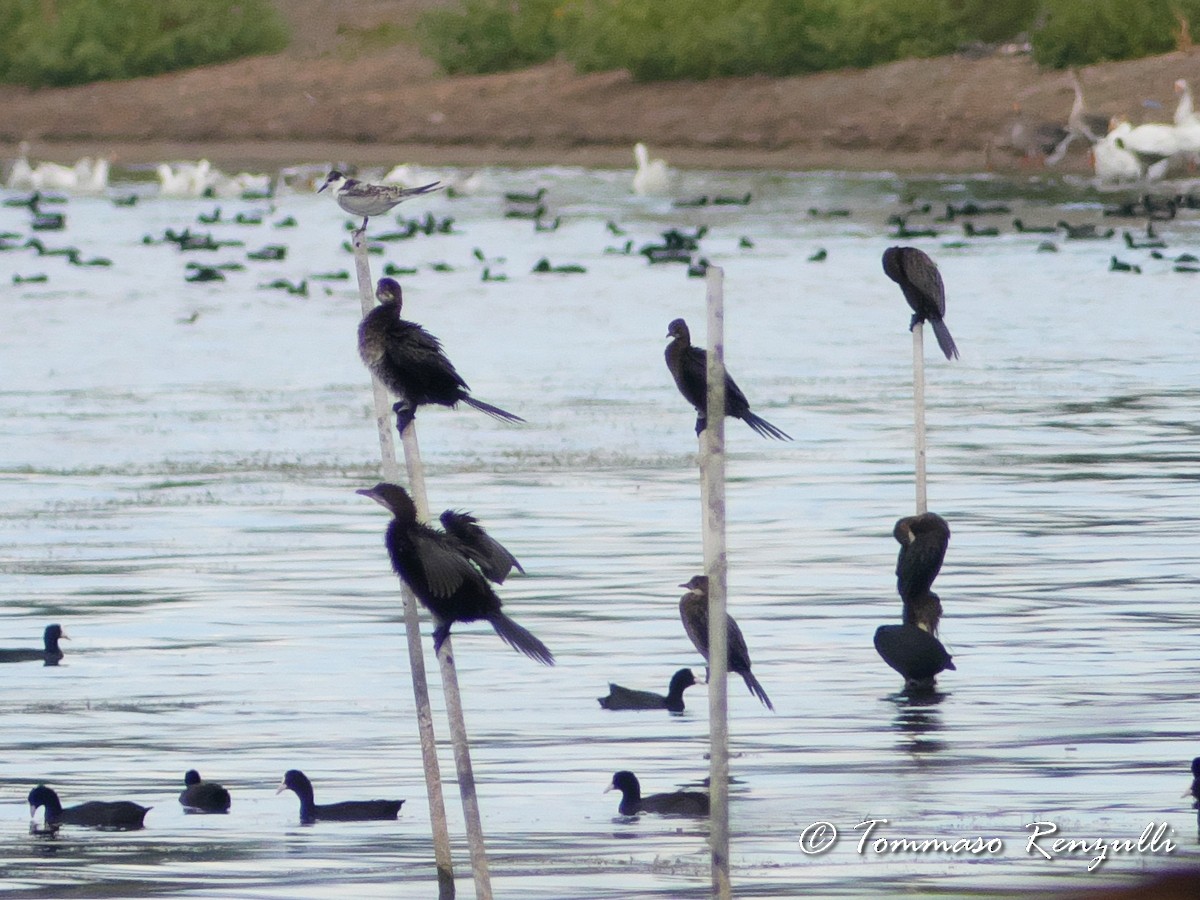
[931,318,959,360]
[741,411,792,441]
[741,670,774,711]
[489,613,554,665]
[463,396,526,424]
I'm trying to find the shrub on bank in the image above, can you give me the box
[1033,0,1200,68]
[415,0,1198,81]
[415,0,562,75]
[0,0,289,88]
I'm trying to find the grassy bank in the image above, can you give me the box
[0,0,288,88]
[417,0,1200,80]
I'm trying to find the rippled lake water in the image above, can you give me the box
[2,164,1200,898]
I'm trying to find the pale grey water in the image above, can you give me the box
[2,165,1199,898]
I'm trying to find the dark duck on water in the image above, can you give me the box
[357,482,553,664]
[606,770,709,817]
[277,769,403,824]
[358,277,525,434]
[598,667,698,712]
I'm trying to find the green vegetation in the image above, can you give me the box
[0,0,289,88]
[415,0,1198,81]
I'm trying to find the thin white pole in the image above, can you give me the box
[352,231,456,898]
[912,325,928,515]
[702,265,731,899]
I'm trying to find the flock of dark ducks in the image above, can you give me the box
[24,768,401,831]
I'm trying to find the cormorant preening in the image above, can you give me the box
[0,623,66,664]
[881,246,959,360]
[664,318,791,440]
[605,770,709,816]
[678,575,773,710]
[358,277,525,433]
[873,623,955,692]
[277,770,403,824]
[28,784,150,830]
[179,770,231,813]
[894,512,951,623]
[598,668,698,712]
[357,482,553,664]
[317,171,439,232]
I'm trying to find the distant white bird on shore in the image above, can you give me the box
[1173,78,1200,160]
[632,142,671,195]
[71,157,110,194]
[1110,118,1176,179]
[157,159,218,197]
[317,170,440,230]
[1093,119,1166,182]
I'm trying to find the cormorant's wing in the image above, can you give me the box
[409,528,479,598]
[440,510,524,583]
[382,320,470,392]
[897,249,946,317]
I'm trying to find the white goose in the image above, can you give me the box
[1173,78,1200,160]
[1091,119,1147,183]
[632,142,671,195]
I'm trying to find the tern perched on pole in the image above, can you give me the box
[318,170,440,232]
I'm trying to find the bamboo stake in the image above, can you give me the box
[701,265,731,899]
[398,416,493,900]
[352,229,456,898]
[912,324,927,515]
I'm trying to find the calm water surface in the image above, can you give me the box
[2,165,1199,898]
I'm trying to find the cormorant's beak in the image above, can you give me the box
[61,632,69,641]
[356,487,384,506]
[603,782,615,794]
[275,780,288,795]
[678,582,688,588]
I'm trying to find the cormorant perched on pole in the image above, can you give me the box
[678,575,773,710]
[894,512,951,616]
[664,318,791,439]
[358,277,525,433]
[881,246,958,360]
[358,482,553,664]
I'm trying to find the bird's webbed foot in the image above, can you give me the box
[908,313,921,332]
[392,400,416,434]
[694,415,708,437]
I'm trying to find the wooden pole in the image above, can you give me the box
[398,415,493,900]
[352,229,456,899]
[701,265,731,899]
[912,324,927,515]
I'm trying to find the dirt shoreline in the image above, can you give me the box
[2,3,1199,178]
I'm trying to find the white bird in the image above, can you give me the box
[317,170,440,231]
[70,157,109,194]
[632,142,671,195]
[156,159,219,198]
[6,142,35,189]
[1172,78,1200,160]
[1092,119,1169,182]
[1111,118,1178,179]
[1091,119,1145,183]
